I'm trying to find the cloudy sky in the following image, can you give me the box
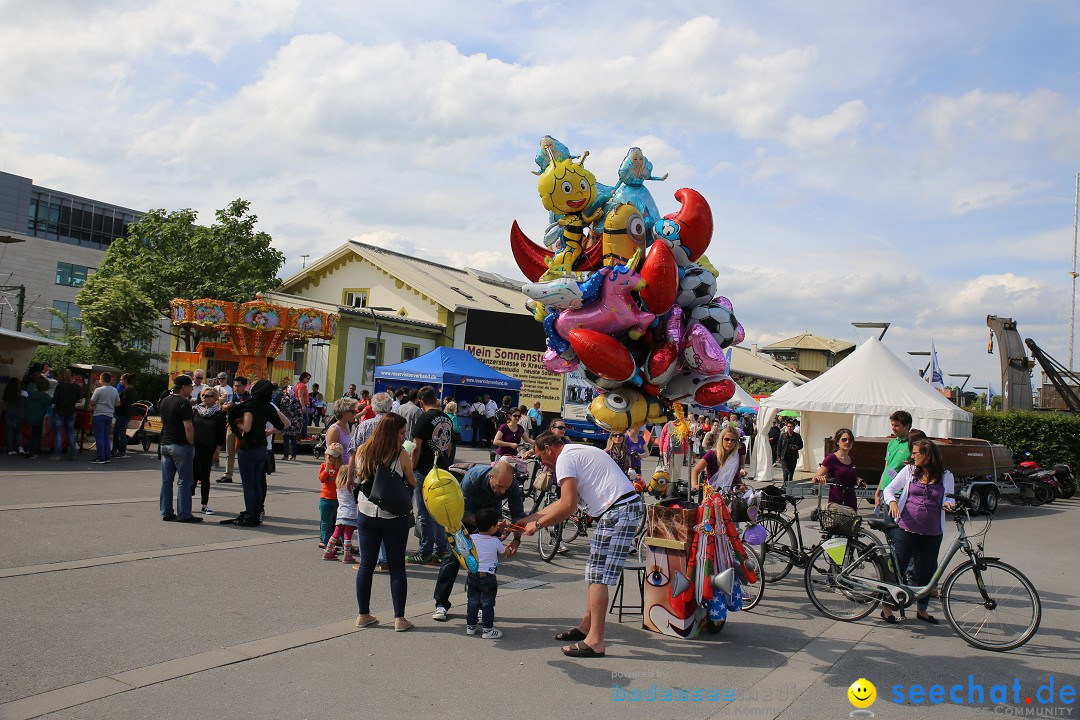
[3,0,1079,391]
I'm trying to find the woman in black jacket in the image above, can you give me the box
[192,387,227,515]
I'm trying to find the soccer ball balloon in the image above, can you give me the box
[676,266,717,309]
[690,301,739,348]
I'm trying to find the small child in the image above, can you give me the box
[322,443,360,563]
[317,444,342,549]
[466,507,510,639]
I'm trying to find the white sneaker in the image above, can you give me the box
[557,543,569,554]
[482,627,503,639]
[202,506,215,515]
[466,625,477,636]
[432,606,448,622]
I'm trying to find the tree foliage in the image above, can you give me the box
[972,409,1080,469]
[96,199,285,349]
[77,274,158,354]
[736,376,782,396]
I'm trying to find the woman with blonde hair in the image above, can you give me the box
[690,424,747,495]
[351,413,416,632]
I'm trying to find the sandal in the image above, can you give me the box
[562,641,604,658]
[555,628,587,641]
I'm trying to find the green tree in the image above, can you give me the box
[97,199,285,350]
[77,275,158,355]
[736,376,782,396]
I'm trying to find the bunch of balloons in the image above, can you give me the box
[510,137,745,433]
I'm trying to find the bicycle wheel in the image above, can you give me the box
[561,511,584,543]
[538,521,565,562]
[758,512,796,582]
[941,559,1041,651]
[804,538,881,621]
[739,547,765,611]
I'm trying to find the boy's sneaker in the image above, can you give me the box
[432,607,448,622]
[201,506,214,515]
[466,625,477,636]
[405,553,431,565]
[90,458,108,464]
[482,627,503,639]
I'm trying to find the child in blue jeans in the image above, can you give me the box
[466,507,509,639]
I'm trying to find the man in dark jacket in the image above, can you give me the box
[777,420,803,484]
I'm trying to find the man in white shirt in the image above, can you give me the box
[89,372,121,464]
[523,431,643,659]
[190,369,207,406]
[213,372,232,403]
[483,394,498,448]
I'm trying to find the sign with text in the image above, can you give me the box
[463,309,563,412]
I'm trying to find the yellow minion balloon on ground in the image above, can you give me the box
[422,465,479,572]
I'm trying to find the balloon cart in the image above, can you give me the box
[169,297,339,381]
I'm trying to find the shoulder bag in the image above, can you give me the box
[366,462,412,516]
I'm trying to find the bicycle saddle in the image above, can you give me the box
[782,494,802,504]
[868,517,898,532]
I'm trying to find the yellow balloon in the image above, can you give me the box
[422,467,464,533]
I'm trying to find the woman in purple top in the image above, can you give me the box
[624,426,647,473]
[813,428,863,510]
[493,409,528,457]
[880,439,956,624]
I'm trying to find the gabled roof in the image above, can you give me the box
[762,332,855,354]
[279,241,530,316]
[730,346,810,383]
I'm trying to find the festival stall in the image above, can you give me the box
[374,347,522,443]
[754,338,973,478]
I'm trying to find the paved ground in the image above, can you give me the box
[1,444,1077,720]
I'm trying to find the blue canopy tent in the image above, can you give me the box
[374,348,523,445]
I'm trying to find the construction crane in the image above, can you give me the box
[986,315,1034,411]
[1024,339,1080,412]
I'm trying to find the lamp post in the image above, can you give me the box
[363,306,395,387]
[851,322,891,341]
[908,350,931,378]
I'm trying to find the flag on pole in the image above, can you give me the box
[929,342,945,390]
[987,382,996,410]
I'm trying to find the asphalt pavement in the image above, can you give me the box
[1,444,1077,720]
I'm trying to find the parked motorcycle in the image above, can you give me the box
[1014,453,1075,503]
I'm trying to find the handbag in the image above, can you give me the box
[366,462,412,516]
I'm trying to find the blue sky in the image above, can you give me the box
[2,0,1079,392]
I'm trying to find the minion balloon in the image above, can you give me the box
[422,464,479,572]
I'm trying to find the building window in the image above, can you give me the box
[401,344,420,362]
[27,192,135,248]
[290,342,305,370]
[363,338,384,385]
[343,289,369,308]
[56,262,95,287]
[50,300,81,336]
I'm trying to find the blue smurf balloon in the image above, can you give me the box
[610,147,668,226]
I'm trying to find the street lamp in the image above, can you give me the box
[362,306,395,386]
[908,351,931,378]
[851,322,891,340]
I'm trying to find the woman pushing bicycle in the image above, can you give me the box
[690,424,747,495]
[880,439,955,624]
[812,428,864,511]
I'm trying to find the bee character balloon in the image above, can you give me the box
[537,151,603,279]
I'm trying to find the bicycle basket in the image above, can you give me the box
[758,485,786,513]
[819,508,860,537]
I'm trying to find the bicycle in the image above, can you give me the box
[757,483,881,583]
[803,492,1041,652]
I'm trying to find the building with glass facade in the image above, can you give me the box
[0,170,166,353]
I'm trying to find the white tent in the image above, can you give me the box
[728,382,757,410]
[755,338,972,477]
[751,381,798,480]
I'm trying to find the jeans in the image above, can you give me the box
[26,419,44,455]
[52,413,77,458]
[466,573,498,629]
[433,548,462,609]
[111,411,129,456]
[891,528,943,612]
[192,444,214,506]
[781,455,798,484]
[355,513,409,617]
[92,414,112,460]
[319,498,338,544]
[238,445,268,518]
[160,443,195,519]
[282,434,297,458]
[5,411,25,451]
[415,472,448,557]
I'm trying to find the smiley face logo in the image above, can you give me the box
[848,678,876,709]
